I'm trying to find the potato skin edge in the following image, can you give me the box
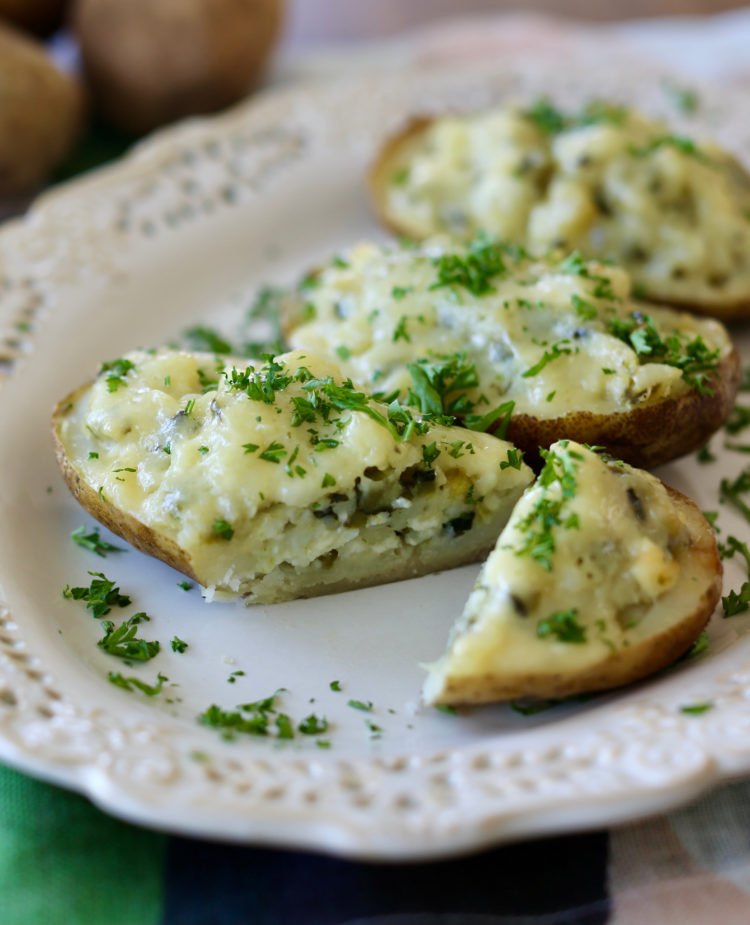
[429,484,722,705]
[369,113,750,320]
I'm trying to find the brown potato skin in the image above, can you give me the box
[432,485,722,705]
[51,383,518,600]
[52,388,201,584]
[0,23,84,195]
[499,346,741,470]
[73,0,284,134]
[369,114,750,321]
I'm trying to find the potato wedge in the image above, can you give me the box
[283,238,739,469]
[423,441,721,705]
[52,349,533,603]
[369,101,750,319]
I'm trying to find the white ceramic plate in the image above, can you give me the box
[2,61,750,860]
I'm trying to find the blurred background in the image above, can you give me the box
[283,0,746,43]
[0,0,748,216]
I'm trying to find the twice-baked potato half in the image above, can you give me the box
[52,349,533,603]
[369,100,750,318]
[423,441,722,705]
[283,238,739,468]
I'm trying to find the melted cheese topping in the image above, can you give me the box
[286,239,731,420]
[423,441,707,702]
[59,349,532,598]
[382,103,750,306]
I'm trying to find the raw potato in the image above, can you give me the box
[370,103,750,319]
[52,349,533,603]
[423,441,722,705]
[73,0,284,134]
[282,239,740,469]
[0,23,84,196]
[0,0,69,35]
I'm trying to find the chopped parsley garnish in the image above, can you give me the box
[183,325,232,355]
[259,441,287,463]
[335,345,351,360]
[514,442,582,570]
[347,699,373,712]
[720,468,750,523]
[108,672,167,696]
[571,294,598,321]
[662,80,699,114]
[391,285,413,300]
[723,582,750,618]
[98,613,160,661]
[682,630,709,660]
[523,98,566,133]
[71,526,124,558]
[725,404,750,435]
[275,714,294,738]
[298,714,329,735]
[100,358,136,393]
[523,98,628,134]
[522,340,573,378]
[392,315,411,343]
[680,702,713,715]
[199,691,312,741]
[719,535,750,571]
[430,237,509,296]
[212,518,234,540]
[62,571,131,618]
[608,313,719,394]
[537,608,587,643]
[322,473,336,488]
[329,680,341,691]
[703,510,720,530]
[405,352,514,435]
[390,166,410,186]
[365,719,383,738]
[422,442,441,467]
[171,636,188,653]
[500,448,524,470]
[629,135,708,162]
[435,704,457,715]
[697,445,717,464]
[226,355,293,404]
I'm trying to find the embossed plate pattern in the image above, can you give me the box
[1,61,750,859]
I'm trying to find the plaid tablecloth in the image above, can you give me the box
[5,761,750,925]
[6,9,750,924]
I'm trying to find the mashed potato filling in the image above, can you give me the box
[381,101,750,308]
[423,441,718,704]
[285,238,731,421]
[57,349,533,602]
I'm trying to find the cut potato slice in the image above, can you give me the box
[423,441,722,705]
[52,349,533,603]
[283,238,739,468]
[369,101,750,318]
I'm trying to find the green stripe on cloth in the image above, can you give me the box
[0,764,165,925]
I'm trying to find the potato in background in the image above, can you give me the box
[0,23,84,196]
[73,0,284,134]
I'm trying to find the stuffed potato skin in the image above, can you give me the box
[423,442,722,705]
[283,239,740,469]
[369,103,750,319]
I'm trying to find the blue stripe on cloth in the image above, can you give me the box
[161,831,610,925]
